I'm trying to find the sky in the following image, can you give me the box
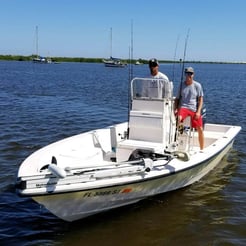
[1,0,246,62]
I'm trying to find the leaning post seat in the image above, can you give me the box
[129,98,167,142]
[116,78,175,162]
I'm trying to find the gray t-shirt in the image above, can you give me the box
[177,80,204,112]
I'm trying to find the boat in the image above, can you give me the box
[32,56,52,64]
[103,56,126,67]
[135,60,143,65]
[103,28,126,68]
[15,77,241,222]
[32,26,52,64]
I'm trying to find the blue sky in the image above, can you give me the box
[1,0,246,62]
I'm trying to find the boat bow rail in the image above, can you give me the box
[16,155,176,196]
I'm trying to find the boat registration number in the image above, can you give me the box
[83,188,132,198]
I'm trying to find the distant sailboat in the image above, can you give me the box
[32,26,51,64]
[135,60,143,65]
[103,28,126,68]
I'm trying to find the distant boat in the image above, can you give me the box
[33,56,52,64]
[135,60,143,65]
[32,26,51,64]
[103,56,126,68]
[103,28,126,68]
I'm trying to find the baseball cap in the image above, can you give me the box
[185,67,194,73]
[149,58,159,67]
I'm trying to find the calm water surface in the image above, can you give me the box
[0,61,245,246]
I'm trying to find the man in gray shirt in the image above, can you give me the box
[175,67,204,150]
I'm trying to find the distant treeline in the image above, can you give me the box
[0,55,156,64]
[0,55,195,64]
[0,54,244,64]
[0,55,180,63]
[0,54,105,63]
[0,55,157,64]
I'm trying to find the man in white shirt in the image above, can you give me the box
[142,58,172,98]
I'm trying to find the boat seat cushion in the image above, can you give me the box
[116,139,165,162]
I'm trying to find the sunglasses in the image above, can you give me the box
[185,72,193,75]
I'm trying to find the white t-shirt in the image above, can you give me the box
[142,72,172,98]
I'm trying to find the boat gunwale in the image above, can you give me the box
[17,133,238,197]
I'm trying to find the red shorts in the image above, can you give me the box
[178,107,203,129]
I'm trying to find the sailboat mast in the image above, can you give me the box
[110,27,112,58]
[35,26,39,58]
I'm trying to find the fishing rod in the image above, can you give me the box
[180,28,190,85]
[172,34,180,82]
[168,35,180,145]
[127,19,134,139]
[129,19,133,82]
[174,29,190,143]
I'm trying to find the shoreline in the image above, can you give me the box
[0,54,245,64]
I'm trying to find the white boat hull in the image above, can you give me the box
[103,58,126,67]
[30,139,233,221]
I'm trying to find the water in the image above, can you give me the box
[0,61,245,246]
